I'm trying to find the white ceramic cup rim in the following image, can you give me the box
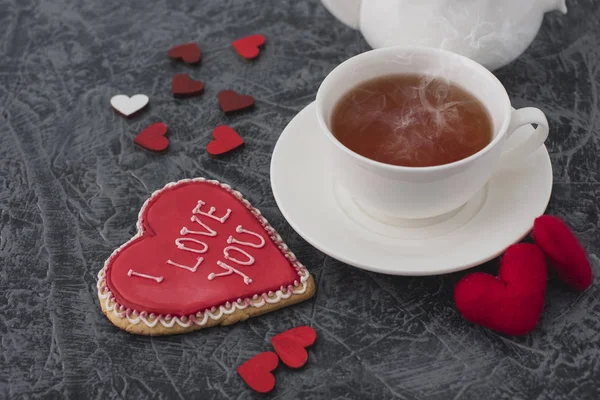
[315,46,512,173]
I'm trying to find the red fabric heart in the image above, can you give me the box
[172,74,204,98]
[103,179,305,316]
[134,122,168,152]
[533,215,592,291]
[454,243,548,336]
[271,326,316,368]
[168,43,201,64]
[232,34,265,60]
[207,125,244,156]
[237,352,279,393]
[218,90,255,113]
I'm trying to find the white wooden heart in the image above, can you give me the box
[110,94,149,117]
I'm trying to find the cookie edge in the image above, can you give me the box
[99,275,315,335]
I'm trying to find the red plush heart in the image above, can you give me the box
[232,34,265,60]
[207,125,244,156]
[168,43,201,64]
[237,352,279,393]
[533,215,592,291]
[218,90,255,113]
[172,74,204,98]
[134,122,168,152]
[104,179,304,316]
[454,243,548,336]
[271,326,316,368]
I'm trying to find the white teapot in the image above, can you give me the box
[322,0,567,70]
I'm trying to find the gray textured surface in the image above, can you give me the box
[1,0,599,398]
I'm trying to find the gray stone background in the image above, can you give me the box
[1,0,599,398]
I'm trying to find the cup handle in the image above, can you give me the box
[499,107,549,166]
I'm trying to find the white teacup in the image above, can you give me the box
[315,46,549,222]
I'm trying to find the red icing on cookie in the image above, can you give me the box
[104,179,302,316]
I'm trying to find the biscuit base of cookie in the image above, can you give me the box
[100,275,315,335]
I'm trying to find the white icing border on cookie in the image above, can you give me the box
[96,178,311,329]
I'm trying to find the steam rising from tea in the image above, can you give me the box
[331,74,493,167]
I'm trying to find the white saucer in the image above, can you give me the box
[270,102,553,276]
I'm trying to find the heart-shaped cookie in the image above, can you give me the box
[232,34,265,60]
[533,215,592,291]
[271,326,316,368]
[168,42,201,64]
[218,90,255,113]
[454,243,547,336]
[134,122,168,152]
[207,125,244,156]
[237,352,279,393]
[111,94,149,118]
[172,74,204,98]
[97,178,314,335]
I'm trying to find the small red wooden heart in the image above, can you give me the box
[168,43,201,64]
[172,74,204,98]
[271,326,316,368]
[237,352,279,393]
[232,34,265,60]
[218,90,255,113]
[207,125,244,156]
[134,122,168,152]
[533,215,592,291]
[454,243,548,336]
